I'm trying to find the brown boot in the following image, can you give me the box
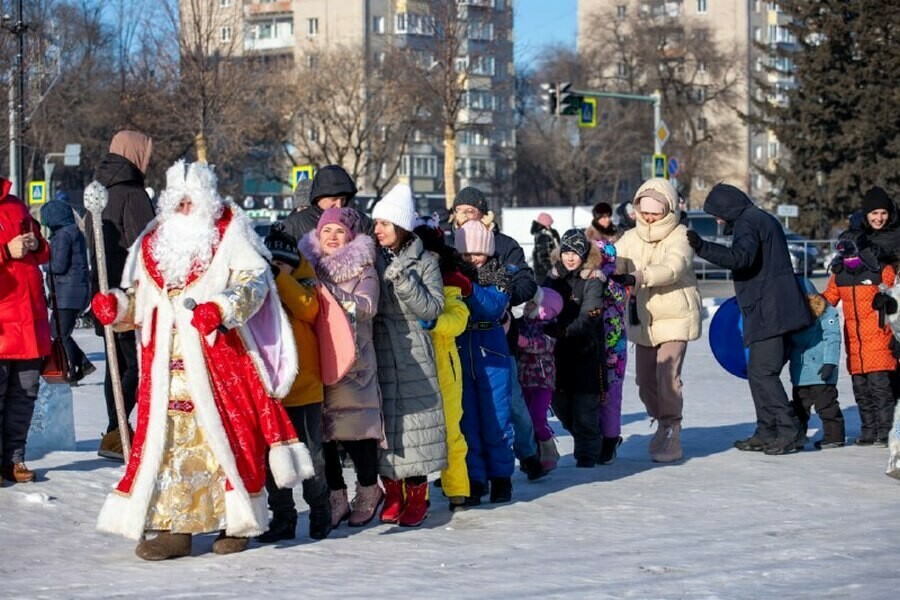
[1,462,36,483]
[348,483,384,527]
[212,531,249,555]
[135,531,192,561]
[98,429,124,461]
[648,421,667,456]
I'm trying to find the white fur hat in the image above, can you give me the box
[372,183,416,232]
[157,159,222,217]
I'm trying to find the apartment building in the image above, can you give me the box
[192,0,515,210]
[578,0,793,203]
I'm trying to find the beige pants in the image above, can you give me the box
[635,341,687,425]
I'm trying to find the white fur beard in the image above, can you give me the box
[152,213,220,287]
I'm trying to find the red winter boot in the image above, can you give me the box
[398,480,429,527]
[379,477,405,524]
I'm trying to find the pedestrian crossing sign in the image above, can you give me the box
[29,181,47,205]
[292,165,315,190]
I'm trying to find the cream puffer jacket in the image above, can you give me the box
[614,178,702,347]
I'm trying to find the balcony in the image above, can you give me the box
[244,1,292,16]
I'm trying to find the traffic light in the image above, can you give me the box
[539,82,557,114]
[558,82,584,116]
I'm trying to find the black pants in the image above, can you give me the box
[323,438,379,490]
[0,359,42,466]
[792,384,844,443]
[52,309,90,379]
[851,371,897,440]
[265,403,329,519]
[551,391,601,463]
[747,335,802,442]
[103,330,139,433]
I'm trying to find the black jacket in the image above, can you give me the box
[695,183,812,345]
[847,202,900,268]
[42,201,90,311]
[547,267,605,394]
[86,153,155,292]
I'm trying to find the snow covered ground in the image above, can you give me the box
[2,310,899,599]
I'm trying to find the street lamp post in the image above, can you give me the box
[2,0,28,198]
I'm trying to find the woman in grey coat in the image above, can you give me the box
[371,184,447,528]
[299,207,384,529]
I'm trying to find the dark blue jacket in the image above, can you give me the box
[694,184,812,345]
[40,200,90,311]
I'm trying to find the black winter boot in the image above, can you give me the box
[308,503,333,540]
[466,480,485,507]
[598,436,623,465]
[489,477,512,503]
[256,514,297,543]
[520,455,548,481]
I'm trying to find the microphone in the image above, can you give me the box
[183,298,229,334]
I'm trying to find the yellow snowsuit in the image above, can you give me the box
[432,285,470,498]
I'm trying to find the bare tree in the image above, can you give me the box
[579,2,744,202]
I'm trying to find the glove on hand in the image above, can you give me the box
[818,363,836,382]
[442,270,473,297]
[191,302,224,336]
[686,229,703,251]
[91,292,119,326]
[611,273,636,287]
[418,319,437,330]
[872,292,899,315]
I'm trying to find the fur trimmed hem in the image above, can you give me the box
[110,288,130,325]
[268,441,314,488]
[224,491,268,539]
[96,491,146,541]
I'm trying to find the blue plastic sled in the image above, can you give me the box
[709,296,749,379]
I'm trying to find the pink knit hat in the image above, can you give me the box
[536,212,553,228]
[455,220,495,256]
[528,287,563,321]
[316,207,358,240]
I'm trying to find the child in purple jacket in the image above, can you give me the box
[595,239,627,464]
[517,286,564,471]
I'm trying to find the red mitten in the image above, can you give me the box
[190,302,223,336]
[91,292,119,326]
[442,270,473,297]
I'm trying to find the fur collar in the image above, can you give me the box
[298,232,375,284]
[548,242,603,280]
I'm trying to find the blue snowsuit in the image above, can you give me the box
[457,281,515,484]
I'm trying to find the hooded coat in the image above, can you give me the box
[845,191,900,268]
[299,232,383,443]
[41,200,90,311]
[615,178,702,347]
[373,236,447,479]
[280,166,372,239]
[87,149,156,295]
[530,221,558,284]
[694,183,812,345]
[0,178,51,360]
[789,281,842,386]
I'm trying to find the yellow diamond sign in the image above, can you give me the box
[656,121,670,148]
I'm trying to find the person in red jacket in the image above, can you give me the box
[0,176,51,484]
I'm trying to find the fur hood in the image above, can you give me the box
[298,231,376,285]
[549,240,603,280]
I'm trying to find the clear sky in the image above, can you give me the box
[514,0,578,65]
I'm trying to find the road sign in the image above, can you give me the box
[578,97,597,128]
[668,157,679,177]
[656,120,670,148]
[64,144,82,167]
[652,153,668,179]
[292,165,314,190]
[29,181,46,205]
[776,204,799,218]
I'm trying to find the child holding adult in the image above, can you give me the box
[789,278,845,450]
[414,218,472,511]
[258,223,331,542]
[517,287,564,471]
[455,221,516,504]
[299,207,385,528]
[545,229,605,467]
[372,185,447,527]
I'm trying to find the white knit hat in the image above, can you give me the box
[372,183,416,231]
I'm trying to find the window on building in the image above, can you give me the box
[374,51,386,65]
[616,5,627,18]
[698,116,708,132]
[753,26,761,42]
[308,18,319,36]
[617,62,629,78]
[495,0,507,9]
[697,0,707,13]
[472,56,495,76]
[468,22,494,41]
[464,158,493,179]
[219,0,231,7]
[695,176,707,190]
[467,90,494,111]
[698,61,708,73]
[307,54,317,68]
[372,15,385,34]
[399,155,438,178]
[308,127,318,143]
[220,26,232,42]
[768,141,779,158]
[768,24,777,42]
[753,0,761,11]
[258,22,274,39]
